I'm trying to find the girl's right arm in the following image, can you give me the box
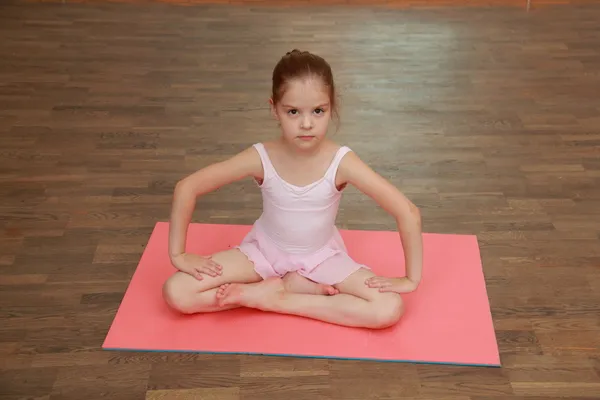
[168,146,263,267]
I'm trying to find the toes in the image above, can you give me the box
[323,285,339,295]
[317,284,332,295]
[216,283,230,297]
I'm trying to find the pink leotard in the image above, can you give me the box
[236,142,369,285]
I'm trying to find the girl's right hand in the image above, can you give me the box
[171,253,223,280]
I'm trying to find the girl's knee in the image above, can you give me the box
[370,293,404,329]
[162,272,197,314]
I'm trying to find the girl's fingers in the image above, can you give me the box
[200,264,222,276]
[203,256,220,267]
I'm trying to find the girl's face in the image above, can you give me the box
[270,77,332,151]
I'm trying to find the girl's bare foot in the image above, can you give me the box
[282,272,339,296]
[216,278,286,311]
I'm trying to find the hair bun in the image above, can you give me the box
[286,49,302,56]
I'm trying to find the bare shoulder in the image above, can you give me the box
[336,147,373,186]
[177,144,264,195]
[224,144,264,179]
[336,147,417,217]
[260,139,284,160]
[336,147,395,198]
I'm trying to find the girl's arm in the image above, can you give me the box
[337,151,423,289]
[169,146,263,262]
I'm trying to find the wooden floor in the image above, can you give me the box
[1,0,600,398]
[23,0,600,9]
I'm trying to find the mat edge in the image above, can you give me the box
[102,221,499,366]
[101,346,502,367]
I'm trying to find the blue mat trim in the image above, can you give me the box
[102,346,501,368]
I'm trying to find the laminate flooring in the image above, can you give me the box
[1,0,599,398]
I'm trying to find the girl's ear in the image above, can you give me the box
[269,98,278,120]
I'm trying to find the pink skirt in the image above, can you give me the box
[236,224,368,286]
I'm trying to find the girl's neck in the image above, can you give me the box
[277,136,327,160]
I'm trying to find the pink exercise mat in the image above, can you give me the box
[102,222,500,367]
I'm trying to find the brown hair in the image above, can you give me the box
[271,49,339,126]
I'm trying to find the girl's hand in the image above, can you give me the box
[365,276,419,293]
[171,253,222,280]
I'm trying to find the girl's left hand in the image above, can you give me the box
[365,276,419,293]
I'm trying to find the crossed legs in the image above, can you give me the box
[162,248,338,314]
[162,249,403,329]
[216,268,403,329]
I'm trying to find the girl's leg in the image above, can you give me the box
[281,272,339,296]
[162,248,263,314]
[162,251,339,314]
[216,268,404,329]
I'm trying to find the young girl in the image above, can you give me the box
[163,49,423,329]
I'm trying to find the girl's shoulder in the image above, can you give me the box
[254,139,352,163]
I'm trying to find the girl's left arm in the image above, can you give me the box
[337,150,423,291]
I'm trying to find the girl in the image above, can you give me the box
[163,49,423,329]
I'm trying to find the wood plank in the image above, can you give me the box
[1,0,599,398]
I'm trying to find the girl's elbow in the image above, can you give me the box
[410,203,422,229]
[392,201,421,225]
[400,201,421,228]
[409,201,421,218]
[174,177,196,201]
[173,178,187,196]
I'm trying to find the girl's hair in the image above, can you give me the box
[271,49,340,126]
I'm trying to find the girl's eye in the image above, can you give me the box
[314,108,324,115]
[288,110,298,115]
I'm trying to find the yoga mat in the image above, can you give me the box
[103,222,500,367]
